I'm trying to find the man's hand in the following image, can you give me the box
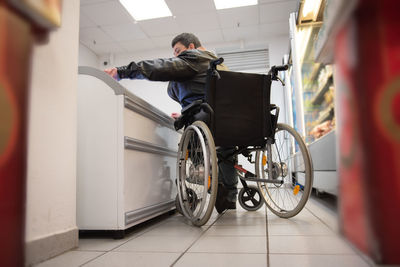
[171,112,181,119]
[104,67,119,80]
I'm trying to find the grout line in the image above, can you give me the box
[304,205,337,234]
[169,212,224,267]
[79,251,108,267]
[179,251,269,255]
[265,205,270,267]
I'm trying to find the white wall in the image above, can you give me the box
[79,43,99,68]
[26,0,80,247]
[268,35,290,124]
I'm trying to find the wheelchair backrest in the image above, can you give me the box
[205,70,273,147]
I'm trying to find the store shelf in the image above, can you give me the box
[311,74,333,105]
[309,63,323,82]
[315,0,358,64]
[303,63,323,92]
[317,104,334,124]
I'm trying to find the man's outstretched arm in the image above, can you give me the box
[104,67,120,80]
[104,51,201,82]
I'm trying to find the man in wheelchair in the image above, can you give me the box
[105,33,238,213]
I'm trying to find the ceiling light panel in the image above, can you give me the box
[214,0,258,10]
[119,0,172,21]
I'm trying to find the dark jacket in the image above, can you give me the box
[116,49,226,108]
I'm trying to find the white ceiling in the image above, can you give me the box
[79,0,299,55]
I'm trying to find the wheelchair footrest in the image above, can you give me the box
[239,175,284,184]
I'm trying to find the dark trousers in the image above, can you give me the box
[217,147,238,202]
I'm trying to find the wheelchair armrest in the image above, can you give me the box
[174,100,203,131]
[181,99,203,115]
[174,116,185,131]
[200,103,214,119]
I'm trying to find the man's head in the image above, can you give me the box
[171,33,202,56]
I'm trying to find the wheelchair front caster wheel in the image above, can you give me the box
[238,186,263,211]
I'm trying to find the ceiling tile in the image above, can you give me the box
[259,21,290,38]
[165,0,216,15]
[196,30,224,46]
[139,17,181,37]
[119,39,157,53]
[79,0,297,55]
[101,23,147,42]
[80,1,134,26]
[174,11,220,32]
[222,26,259,42]
[82,41,126,55]
[150,35,177,50]
[217,5,259,28]
[79,27,113,44]
[259,0,291,3]
[80,0,115,5]
[259,1,297,24]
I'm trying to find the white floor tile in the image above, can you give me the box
[35,251,103,267]
[268,223,334,236]
[115,234,198,253]
[143,220,206,236]
[75,238,129,252]
[204,211,222,225]
[213,215,266,226]
[83,251,180,267]
[163,213,219,227]
[269,235,356,254]
[270,254,371,267]
[33,196,372,267]
[188,236,267,253]
[267,209,321,225]
[204,225,266,236]
[305,197,339,232]
[223,209,267,218]
[175,253,267,267]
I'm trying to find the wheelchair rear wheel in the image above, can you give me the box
[176,121,218,226]
[256,123,313,218]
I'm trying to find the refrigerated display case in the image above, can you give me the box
[288,0,338,195]
[295,1,336,144]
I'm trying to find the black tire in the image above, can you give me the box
[238,186,263,211]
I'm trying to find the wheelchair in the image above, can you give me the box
[174,58,313,226]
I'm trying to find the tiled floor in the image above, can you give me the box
[35,196,373,267]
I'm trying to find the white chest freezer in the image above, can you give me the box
[77,67,180,237]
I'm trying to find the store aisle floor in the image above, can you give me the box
[35,196,373,267]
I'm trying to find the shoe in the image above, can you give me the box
[226,201,236,210]
[215,184,228,214]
